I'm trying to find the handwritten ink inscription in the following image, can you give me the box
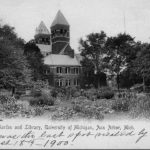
[0,123,149,148]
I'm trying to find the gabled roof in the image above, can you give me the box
[44,54,81,66]
[51,10,69,27]
[35,21,50,35]
[36,44,51,53]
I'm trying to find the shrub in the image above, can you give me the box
[97,87,114,99]
[51,107,75,120]
[29,93,54,106]
[97,91,114,99]
[83,87,114,100]
[83,88,97,100]
[72,91,81,98]
[33,107,44,116]
[51,87,66,98]
[15,90,25,99]
[129,94,150,118]
[50,87,81,100]
[72,97,104,120]
[31,89,41,97]
[0,95,16,104]
[51,88,58,98]
[112,98,129,112]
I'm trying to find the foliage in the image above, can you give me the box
[0,24,32,92]
[79,31,108,88]
[111,91,137,112]
[97,90,114,99]
[51,87,66,98]
[112,98,129,112]
[51,107,76,120]
[32,107,44,116]
[129,94,150,118]
[106,33,135,90]
[0,94,45,118]
[24,41,48,81]
[0,95,16,104]
[132,43,150,90]
[29,92,54,106]
[51,97,107,121]
[31,88,42,97]
[72,97,107,120]
[82,87,114,100]
[50,86,80,100]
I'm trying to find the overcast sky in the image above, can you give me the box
[0,0,150,52]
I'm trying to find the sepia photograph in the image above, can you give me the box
[0,0,150,149]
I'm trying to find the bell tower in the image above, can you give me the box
[51,10,70,54]
[35,21,50,45]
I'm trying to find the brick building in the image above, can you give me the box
[34,10,82,87]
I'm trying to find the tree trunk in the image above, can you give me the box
[117,74,120,92]
[98,76,100,89]
[12,86,15,96]
[97,74,100,89]
[143,75,146,92]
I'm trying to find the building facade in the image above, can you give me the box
[34,10,82,87]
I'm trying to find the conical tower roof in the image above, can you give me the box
[51,10,69,27]
[35,21,50,35]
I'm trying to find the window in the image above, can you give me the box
[42,38,45,42]
[56,79,63,87]
[76,68,79,74]
[58,79,63,87]
[65,79,71,86]
[57,67,62,73]
[65,67,70,74]
[74,79,79,86]
[60,29,63,34]
[45,69,50,75]
[73,67,79,74]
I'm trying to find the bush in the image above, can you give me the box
[31,89,41,97]
[112,98,129,112]
[129,94,150,118]
[72,97,104,120]
[33,107,44,116]
[83,87,114,100]
[97,91,114,99]
[50,87,81,100]
[83,88,97,100]
[51,107,75,120]
[51,89,58,98]
[0,95,16,104]
[51,87,66,98]
[29,93,54,106]
[0,95,20,117]
[15,90,25,99]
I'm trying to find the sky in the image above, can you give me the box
[0,0,150,52]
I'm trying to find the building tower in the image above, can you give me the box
[51,10,71,54]
[35,21,50,45]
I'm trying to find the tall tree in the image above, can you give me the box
[106,33,135,90]
[133,43,150,91]
[79,31,108,88]
[24,41,47,81]
[0,24,32,95]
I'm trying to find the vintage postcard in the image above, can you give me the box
[0,0,150,149]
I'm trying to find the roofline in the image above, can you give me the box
[45,64,82,67]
